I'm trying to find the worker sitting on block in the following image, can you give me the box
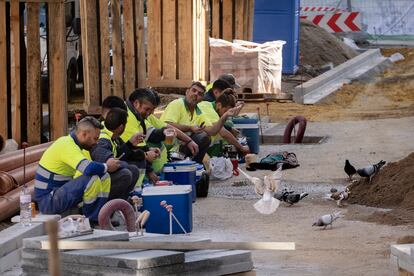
[161,82,243,163]
[34,117,119,221]
[90,107,145,200]
[121,88,199,182]
[198,89,250,157]
[204,74,241,102]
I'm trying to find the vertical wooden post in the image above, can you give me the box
[147,0,162,82]
[45,220,61,276]
[26,2,41,145]
[0,1,7,139]
[234,0,246,40]
[211,0,220,38]
[123,0,136,94]
[48,1,67,140]
[99,0,111,101]
[201,0,209,82]
[177,0,193,81]
[80,0,100,112]
[192,0,200,81]
[162,0,176,80]
[134,0,146,88]
[10,0,21,144]
[111,0,124,98]
[247,0,254,41]
[222,0,233,41]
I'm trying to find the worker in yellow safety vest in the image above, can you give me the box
[34,117,120,221]
[90,107,146,199]
[160,82,243,163]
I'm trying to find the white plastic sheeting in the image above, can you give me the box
[301,0,414,35]
[209,38,285,94]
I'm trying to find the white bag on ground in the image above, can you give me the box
[210,157,233,180]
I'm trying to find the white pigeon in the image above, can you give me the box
[312,211,342,230]
[238,166,282,215]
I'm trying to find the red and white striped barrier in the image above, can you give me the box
[301,12,362,33]
[300,6,347,12]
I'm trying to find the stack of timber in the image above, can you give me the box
[0,143,51,222]
[22,230,254,275]
[210,38,285,99]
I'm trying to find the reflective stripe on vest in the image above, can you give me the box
[83,173,111,204]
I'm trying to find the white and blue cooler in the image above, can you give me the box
[142,185,193,234]
[195,163,205,182]
[163,161,197,202]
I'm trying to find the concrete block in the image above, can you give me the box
[0,223,44,257]
[293,49,392,104]
[0,249,21,273]
[11,214,61,223]
[23,229,129,249]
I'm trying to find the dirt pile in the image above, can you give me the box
[300,19,358,68]
[349,153,414,225]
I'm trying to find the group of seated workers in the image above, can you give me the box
[34,76,249,222]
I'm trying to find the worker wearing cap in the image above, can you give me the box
[90,108,145,199]
[203,79,232,102]
[34,117,120,221]
[205,73,241,101]
[161,82,243,163]
[198,89,250,157]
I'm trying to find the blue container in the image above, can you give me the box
[163,161,197,202]
[195,163,205,182]
[253,0,300,74]
[142,185,192,234]
[233,117,260,154]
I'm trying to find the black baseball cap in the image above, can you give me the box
[218,74,241,89]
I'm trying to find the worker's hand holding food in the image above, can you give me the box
[145,150,159,162]
[149,147,161,157]
[190,122,205,134]
[129,132,145,146]
[186,140,199,156]
[106,158,121,172]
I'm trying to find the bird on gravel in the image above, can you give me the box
[357,160,386,182]
[238,166,282,215]
[330,188,350,207]
[344,159,357,181]
[275,189,308,206]
[312,211,342,230]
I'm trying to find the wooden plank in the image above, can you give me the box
[192,0,200,81]
[123,0,136,94]
[177,0,192,80]
[211,0,220,38]
[162,0,176,80]
[80,0,100,110]
[42,240,296,251]
[234,0,245,39]
[111,0,124,98]
[134,0,146,88]
[48,1,67,139]
[10,0,21,144]
[99,0,111,101]
[26,2,41,145]
[201,0,209,81]
[147,0,162,81]
[247,0,254,41]
[222,0,233,41]
[146,79,195,88]
[0,1,7,139]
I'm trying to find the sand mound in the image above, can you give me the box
[349,153,414,225]
[300,19,358,67]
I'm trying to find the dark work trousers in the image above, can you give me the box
[108,164,139,200]
[180,132,211,164]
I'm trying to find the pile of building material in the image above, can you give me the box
[21,230,254,275]
[210,38,285,95]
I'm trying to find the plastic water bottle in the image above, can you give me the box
[20,185,32,226]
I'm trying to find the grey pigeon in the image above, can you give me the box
[312,212,342,230]
[357,160,386,182]
[274,189,308,206]
[344,159,357,181]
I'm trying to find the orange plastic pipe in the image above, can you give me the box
[0,142,51,172]
[6,162,39,186]
[0,180,34,222]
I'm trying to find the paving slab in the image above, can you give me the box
[0,249,21,273]
[0,223,44,257]
[391,244,414,273]
[11,214,61,223]
[22,229,129,249]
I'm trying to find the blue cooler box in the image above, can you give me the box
[142,185,193,234]
[232,117,260,154]
[163,161,197,202]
